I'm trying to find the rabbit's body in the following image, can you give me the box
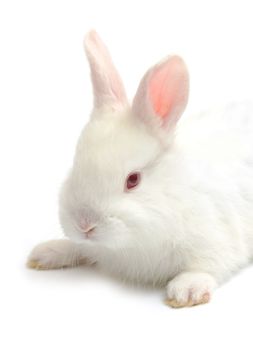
[27,31,253,307]
[160,102,253,283]
[68,102,253,286]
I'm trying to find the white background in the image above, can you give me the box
[1,0,253,349]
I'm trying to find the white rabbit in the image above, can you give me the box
[27,30,253,308]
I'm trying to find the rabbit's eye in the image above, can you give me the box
[125,172,141,191]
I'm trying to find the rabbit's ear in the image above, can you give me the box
[84,30,128,111]
[132,56,189,132]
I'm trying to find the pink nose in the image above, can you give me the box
[79,220,96,234]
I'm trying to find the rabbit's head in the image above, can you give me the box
[59,31,189,249]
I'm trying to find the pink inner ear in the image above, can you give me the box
[149,57,187,119]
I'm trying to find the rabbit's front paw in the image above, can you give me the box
[27,239,83,270]
[166,272,217,308]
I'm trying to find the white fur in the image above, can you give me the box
[58,102,253,285]
[166,272,217,305]
[27,239,86,269]
[28,31,253,307]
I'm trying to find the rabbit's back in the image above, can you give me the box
[173,101,253,264]
[178,101,253,163]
